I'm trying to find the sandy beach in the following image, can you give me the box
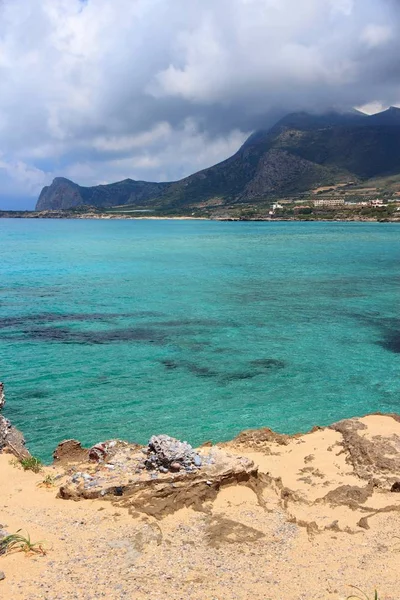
[1,414,400,599]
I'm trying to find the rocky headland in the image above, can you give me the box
[1,383,400,599]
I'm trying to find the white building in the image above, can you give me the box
[313,198,345,207]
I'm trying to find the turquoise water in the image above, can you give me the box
[1,219,399,461]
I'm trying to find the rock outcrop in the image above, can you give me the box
[0,383,30,458]
[330,415,400,487]
[224,413,400,533]
[36,177,170,211]
[0,383,5,410]
[57,438,256,518]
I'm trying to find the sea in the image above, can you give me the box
[1,218,399,462]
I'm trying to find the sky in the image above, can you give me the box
[0,0,400,209]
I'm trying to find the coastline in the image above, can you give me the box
[2,376,400,599]
[1,405,400,599]
[1,210,399,222]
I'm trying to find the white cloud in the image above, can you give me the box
[0,0,399,207]
[91,123,172,153]
[60,122,248,186]
[361,24,393,48]
[330,0,354,17]
[0,157,47,195]
[357,101,387,114]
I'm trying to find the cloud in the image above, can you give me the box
[0,0,399,207]
[61,121,247,186]
[360,24,393,48]
[0,156,48,208]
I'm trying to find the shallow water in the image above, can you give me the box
[1,219,399,461]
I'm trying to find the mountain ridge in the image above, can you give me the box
[36,107,400,211]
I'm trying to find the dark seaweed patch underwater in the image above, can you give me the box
[1,219,399,461]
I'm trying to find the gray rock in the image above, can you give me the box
[0,415,30,458]
[0,382,5,410]
[0,383,30,458]
[0,571,5,581]
[146,435,203,473]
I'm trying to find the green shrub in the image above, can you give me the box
[19,456,43,473]
[0,530,47,555]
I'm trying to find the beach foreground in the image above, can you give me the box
[1,414,400,599]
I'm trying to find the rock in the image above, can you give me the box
[331,417,400,487]
[320,483,374,507]
[391,481,400,492]
[0,383,5,410]
[0,415,30,459]
[0,416,11,449]
[0,383,29,458]
[194,455,202,467]
[146,434,203,473]
[0,571,5,581]
[89,443,108,462]
[226,426,292,448]
[57,445,257,517]
[72,472,93,484]
[53,440,88,464]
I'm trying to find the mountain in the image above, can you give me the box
[36,107,400,211]
[364,106,400,126]
[36,177,170,211]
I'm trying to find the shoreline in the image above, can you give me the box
[1,406,400,599]
[1,212,399,223]
[2,378,400,470]
[1,378,400,464]
[2,382,400,598]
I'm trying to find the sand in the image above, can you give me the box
[1,414,400,599]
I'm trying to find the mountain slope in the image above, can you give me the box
[154,110,369,207]
[36,177,170,211]
[36,107,400,210]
